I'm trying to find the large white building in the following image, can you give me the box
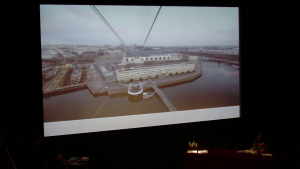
[116,62,195,82]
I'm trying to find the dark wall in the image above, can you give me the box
[2,2,289,169]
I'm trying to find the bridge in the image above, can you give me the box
[151,84,177,112]
[204,58,239,64]
[184,53,239,64]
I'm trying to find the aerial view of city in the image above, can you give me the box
[41,5,239,122]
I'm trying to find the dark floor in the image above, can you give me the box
[2,130,299,169]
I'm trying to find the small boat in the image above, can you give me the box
[70,63,82,84]
[143,92,156,99]
[70,69,82,85]
[128,82,143,96]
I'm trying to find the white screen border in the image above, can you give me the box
[44,106,239,137]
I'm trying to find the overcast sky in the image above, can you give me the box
[40,5,239,46]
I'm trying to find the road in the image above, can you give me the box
[92,64,106,82]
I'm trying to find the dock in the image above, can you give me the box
[43,67,89,95]
[56,83,87,92]
[151,84,177,111]
[43,68,71,93]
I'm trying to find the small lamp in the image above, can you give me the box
[187,141,198,153]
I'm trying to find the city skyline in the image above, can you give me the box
[40,5,239,46]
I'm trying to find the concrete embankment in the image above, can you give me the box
[92,63,202,96]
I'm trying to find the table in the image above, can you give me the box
[66,158,89,169]
[183,147,276,169]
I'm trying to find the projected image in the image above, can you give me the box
[41,5,239,123]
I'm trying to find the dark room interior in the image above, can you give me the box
[1,2,296,169]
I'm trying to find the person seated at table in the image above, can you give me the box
[47,142,74,169]
[249,133,268,155]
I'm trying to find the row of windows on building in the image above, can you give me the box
[119,64,194,72]
[118,69,194,78]
[117,66,194,77]
[125,55,182,62]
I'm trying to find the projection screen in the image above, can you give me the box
[41,5,240,136]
